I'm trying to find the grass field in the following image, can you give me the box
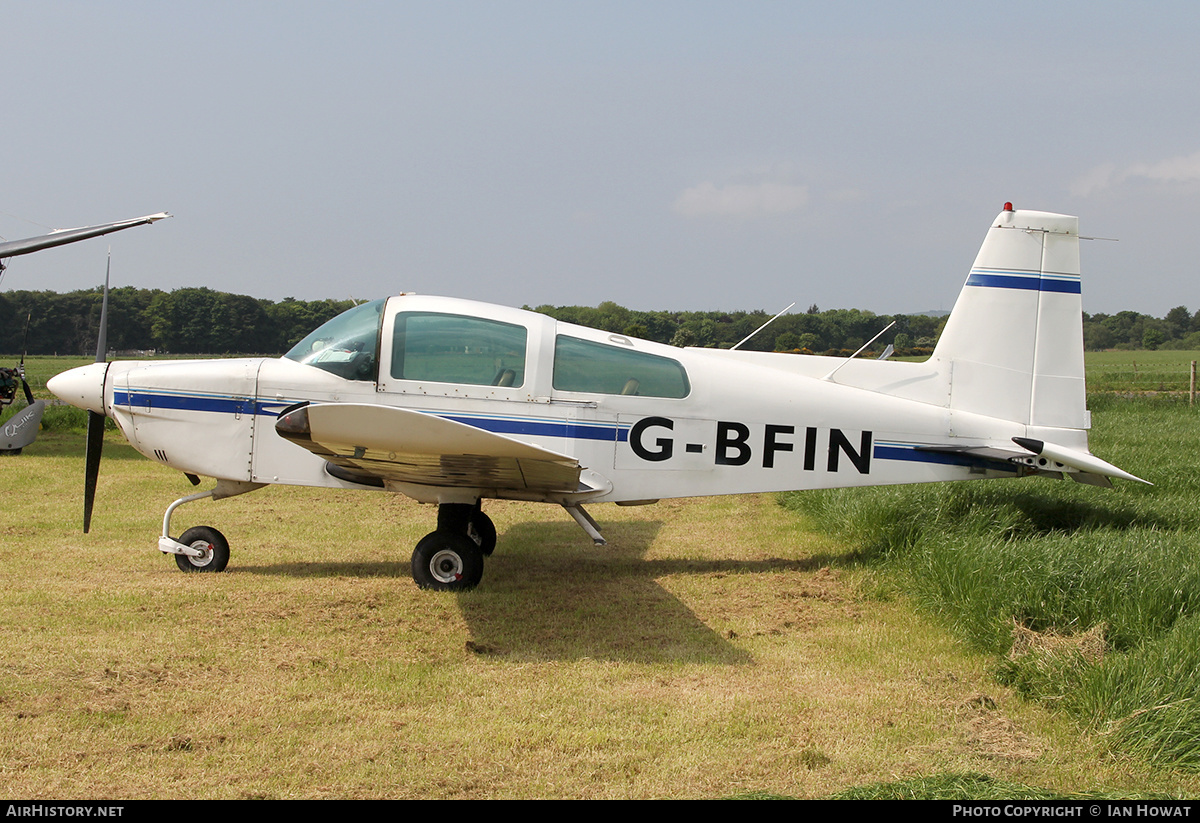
[1087,350,1200,394]
[1,440,1195,797]
[2,351,1198,798]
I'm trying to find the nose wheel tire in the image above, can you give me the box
[174,526,230,573]
[412,531,484,591]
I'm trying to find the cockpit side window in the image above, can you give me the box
[283,298,384,381]
[553,335,690,398]
[391,312,527,387]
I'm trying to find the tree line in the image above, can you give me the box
[530,302,1200,354]
[1,286,1197,356]
[1082,306,1200,351]
[0,288,354,356]
[528,301,948,355]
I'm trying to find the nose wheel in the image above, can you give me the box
[173,526,230,573]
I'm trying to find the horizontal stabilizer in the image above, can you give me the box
[916,438,1149,485]
[1012,437,1150,485]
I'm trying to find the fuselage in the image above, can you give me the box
[49,294,1043,505]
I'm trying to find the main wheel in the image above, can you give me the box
[411,531,484,591]
[174,526,230,573]
[468,510,497,557]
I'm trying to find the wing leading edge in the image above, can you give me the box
[275,402,583,493]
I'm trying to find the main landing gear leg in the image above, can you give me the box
[411,501,494,590]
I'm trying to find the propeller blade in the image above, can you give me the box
[95,252,110,364]
[83,409,105,533]
[18,312,34,404]
[83,251,112,532]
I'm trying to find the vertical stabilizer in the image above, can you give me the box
[931,206,1086,430]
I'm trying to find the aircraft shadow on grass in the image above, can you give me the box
[234,516,824,664]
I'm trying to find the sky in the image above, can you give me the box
[2,1,1199,317]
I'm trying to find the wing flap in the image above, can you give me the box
[276,403,582,493]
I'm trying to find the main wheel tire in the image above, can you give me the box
[412,531,484,591]
[174,526,230,573]
[468,510,497,557]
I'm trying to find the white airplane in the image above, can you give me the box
[1,212,170,453]
[47,204,1146,590]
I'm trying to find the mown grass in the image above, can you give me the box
[782,394,1200,770]
[7,432,1194,797]
[5,352,1200,795]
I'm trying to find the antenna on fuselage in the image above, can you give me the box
[821,320,897,382]
[731,302,797,351]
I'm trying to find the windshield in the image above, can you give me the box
[283,298,385,381]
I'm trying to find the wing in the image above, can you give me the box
[275,402,582,492]
[0,213,169,261]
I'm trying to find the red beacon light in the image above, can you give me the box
[1003,202,1014,212]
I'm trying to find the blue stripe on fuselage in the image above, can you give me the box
[873,442,1018,473]
[443,415,626,442]
[115,390,256,415]
[112,390,627,442]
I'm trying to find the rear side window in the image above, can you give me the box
[392,313,527,387]
[553,335,689,398]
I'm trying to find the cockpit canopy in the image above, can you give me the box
[283,298,385,381]
[283,295,690,399]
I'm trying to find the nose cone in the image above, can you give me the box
[47,362,110,415]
